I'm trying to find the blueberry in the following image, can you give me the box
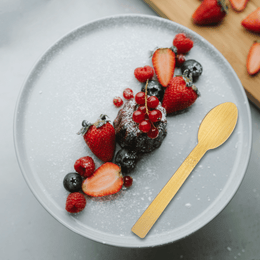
[63,172,83,192]
[115,148,139,174]
[180,59,203,82]
[141,80,165,102]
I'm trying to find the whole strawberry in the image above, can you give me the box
[162,76,199,114]
[78,115,116,162]
[192,0,228,25]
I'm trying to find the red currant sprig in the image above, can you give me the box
[132,80,161,139]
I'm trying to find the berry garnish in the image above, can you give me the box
[134,65,154,82]
[74,156,95,178]
[63,172,83,192]
[176,54,186,67]
[147,127,159,139]
[137,105,147,113]
[147,96,159,109]
[139,120,151,133]
[65,192,86,213]
[141,80,165,102]
[133,110,145,123]
[173,33,193,54]
[180,59,203,82]
[115,148,139,174]
[123,176,133,188]
[148,109,162,123]
[152,48,176,87]
[113,97,123,107]
[82,162,123,197]
[123,88,134,100]
[162,76,199,114]
[135,92,146,105]
[78,115,116,162]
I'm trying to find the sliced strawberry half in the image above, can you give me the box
[152,48,176,87]
[241,7,260,33]
[82,162,123,197]
[229,0,249,12]
[246,41,260,75]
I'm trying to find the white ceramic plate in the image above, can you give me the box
[14,15,252,247]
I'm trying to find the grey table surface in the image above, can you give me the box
[1,0,260,259]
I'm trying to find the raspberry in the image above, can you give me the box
[123,88,134,99]
[74,156,95,178]
[65,192,86,213]
[173,33,193,54]
[113,97,123,107]
[134,65,154,82]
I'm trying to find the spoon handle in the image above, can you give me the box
[131,142,208,239]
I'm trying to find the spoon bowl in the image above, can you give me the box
[198,102,238,150]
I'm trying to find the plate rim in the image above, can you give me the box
[13,13,252,248]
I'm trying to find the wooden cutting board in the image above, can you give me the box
[144,0,260,108]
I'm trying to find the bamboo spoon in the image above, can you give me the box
[132,102,238,239]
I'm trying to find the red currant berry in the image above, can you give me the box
[123,88,134,100]
[137,105,147,113]
[176,54,185,67]
[147,127,159,139]
[148,109,162,123]
[135,92,145,105]
[147,96,159,109]
[123,176,133,188]
[113,96,123,107]
[139,120,151,133]
[132,110,145,123]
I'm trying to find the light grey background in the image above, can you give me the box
[1,0,259,259]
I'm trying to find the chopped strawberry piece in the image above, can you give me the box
[246,41,260,75]
[241,7,260,33]
[82,162,123,197]
[152,48,176,87]
[229,0,249,12]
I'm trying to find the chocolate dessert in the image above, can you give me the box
[113,99,167,154]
